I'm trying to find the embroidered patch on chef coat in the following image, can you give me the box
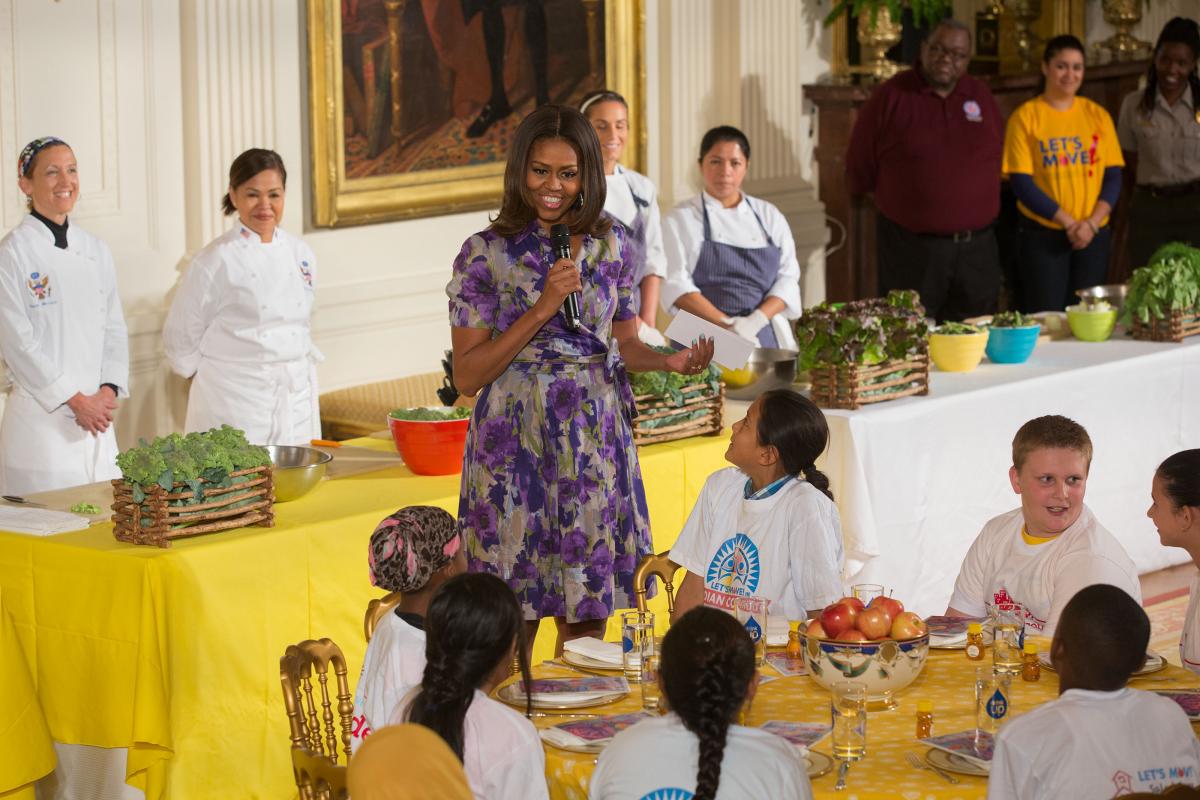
[964,100,983,123]
[27,271,52,303]
[298,260,313,287]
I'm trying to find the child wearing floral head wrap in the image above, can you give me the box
[351,506,465,753]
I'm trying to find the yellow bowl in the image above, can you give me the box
[928,331,988,372]
[719,365,757,388]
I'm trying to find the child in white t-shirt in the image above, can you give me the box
[989,584,1200,799]
[1146,448,1200,674]
[351,506,467,753]
[670,389,844,622]
[590,606,812,800]
[391,573,548,800]
[946,415,1140,637]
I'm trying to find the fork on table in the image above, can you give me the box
[906,751,960,784]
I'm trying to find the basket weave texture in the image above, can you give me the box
[1129,308,1200,343]
[809,353,930,410]
[319,372,444,440]
[632,382,724,446]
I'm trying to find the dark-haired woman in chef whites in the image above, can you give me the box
[662,125,801,349]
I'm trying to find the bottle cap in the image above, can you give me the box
[967,622,982,634]
[917,699,933,713]
[1024,641,1038,654]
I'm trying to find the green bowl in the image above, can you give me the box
[1065,305,1117,342]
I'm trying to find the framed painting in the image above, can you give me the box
[307,0,646,227]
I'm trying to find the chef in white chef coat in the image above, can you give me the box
[163,148,321,445]
[0,136,129,495]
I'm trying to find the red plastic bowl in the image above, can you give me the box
[387,413,470,476]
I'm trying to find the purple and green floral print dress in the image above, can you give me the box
[447,218,653,622]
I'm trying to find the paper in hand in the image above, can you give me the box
[664,310,756,370]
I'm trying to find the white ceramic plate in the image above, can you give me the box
[1039,651,1164,676]
[561,650,624,674]
[496,683,628,710]
[926,748,989,777]
[806,751,835,778]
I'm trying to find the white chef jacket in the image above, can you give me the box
[605,165,667,282]
[163,223,321,445]
[0,214,128,494]
[662,191,802,348]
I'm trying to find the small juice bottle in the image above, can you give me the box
[965,622,985,660]
[786,620,804,669]
[916,699,933,738]
[1021,640,1041,682]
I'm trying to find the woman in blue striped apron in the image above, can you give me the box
[662,126,801,349]
[580,90,668,345]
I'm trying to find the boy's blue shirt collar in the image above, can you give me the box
[744,474,795,500]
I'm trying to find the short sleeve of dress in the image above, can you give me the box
[613,222,637,323]
[447,235,499,329]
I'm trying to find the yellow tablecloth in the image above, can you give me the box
[0,585,54,799]
[0,433,729,799]
[537,649,1200,799]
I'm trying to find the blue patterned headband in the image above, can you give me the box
[18,137,68,177]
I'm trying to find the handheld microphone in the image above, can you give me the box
[550,223,582,331]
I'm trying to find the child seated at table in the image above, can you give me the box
[589,606,812,800]
[945,415,1140,636]
[669,389,844,622]
[351,506,466,753]
[389,572,548,800]
[1147,449,1200,674]
[989,584,1200,799]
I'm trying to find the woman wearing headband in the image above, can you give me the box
[0,136,129,494]
[579,90,667,344]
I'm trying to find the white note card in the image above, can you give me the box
[664,310,756,370]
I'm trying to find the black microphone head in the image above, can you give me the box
[550,223,570,245]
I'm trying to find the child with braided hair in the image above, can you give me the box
[671,389,844,622]
[590,606,811,799]
[389,572,548,800]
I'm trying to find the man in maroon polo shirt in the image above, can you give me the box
[847,19,1004,321]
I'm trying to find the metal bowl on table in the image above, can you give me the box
[720,347,800,401]
[1075,284,1127,312]
[265,445,333,502]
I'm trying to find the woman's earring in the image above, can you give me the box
[574,191,585,210]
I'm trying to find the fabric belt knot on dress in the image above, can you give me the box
[510,347,637,423]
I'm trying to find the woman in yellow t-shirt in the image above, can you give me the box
[1002,35,1124,312]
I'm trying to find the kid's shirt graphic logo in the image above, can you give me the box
[1039,133,1103,171]
[1112,770,1133,794]
[963,99,982,122]
[639,790,694,800]
[704,533,761,609]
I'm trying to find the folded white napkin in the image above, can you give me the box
[563,636,624,665]
[539,727,594,748]
[527,690,619,704]
[930,632,968,647]
[0,506,90,536]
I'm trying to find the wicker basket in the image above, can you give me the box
[632,383,725,446]
[809,353,930,410]
[111,465,275,548]
[319,372,446,440]
[1129,308,1200,343]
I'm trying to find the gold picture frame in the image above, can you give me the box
[307,0,646,228]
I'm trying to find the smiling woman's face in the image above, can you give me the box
[18,145,78,221]
[228,169,285,241]
[524,137,581,227]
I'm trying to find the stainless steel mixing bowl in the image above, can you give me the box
[721,347,800,401]
[264,445,333,502]
[1075,284,1127,311]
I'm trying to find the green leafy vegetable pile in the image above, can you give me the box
[115,426,270,505]
[989,311,1036,328]
[70,502,102,515]
[795,290,928,369]
[388,407,472,421]
[630,347,721,406]
[934,321,985,335]
[1122,242,1200,325]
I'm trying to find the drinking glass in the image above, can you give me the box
[975,667,1011,735]
[830,682,867,761]
[989,602,1026,676]
[640,652,661,711]
[621,610,654,682]
[734,596,768,666]
[852,583,884,604]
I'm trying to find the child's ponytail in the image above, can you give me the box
[756,389,835,502]
[801,463,834,502]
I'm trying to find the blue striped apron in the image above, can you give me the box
[619,178,651,316]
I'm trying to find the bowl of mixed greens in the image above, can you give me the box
[985,311,1041,364]
[387,406,472,475]
[929,321,988,372]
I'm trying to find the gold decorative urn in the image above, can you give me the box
[856,5,903,82]
[1099,0,1151,61]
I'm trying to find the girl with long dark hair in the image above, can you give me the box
[390,572,547,799]
[1147,449,1200,674]
[590,606,812,799]
[670,389,844,622]
[447,105,713,657]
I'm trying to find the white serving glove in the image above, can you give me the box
[729,309,769,345]
[637,320,668,347]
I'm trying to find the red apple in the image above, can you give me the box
[835,628,870,642]
[821,601,859,637]
[855,605,892,639]
[839,596,866,612]
[806,619,828,639]
[890,611,928,640]
[870,595,904,622]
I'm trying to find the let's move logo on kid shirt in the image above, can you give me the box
[1040,134,1102,171]
[704,533,761,610]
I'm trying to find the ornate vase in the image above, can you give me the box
[856,5,903,82]
[1099,0,1151,60]
[1004,0,1043,71]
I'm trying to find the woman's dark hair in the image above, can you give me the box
[405,573,530,760]
[579,89,628,117]
[1037,34,1086,94]
[491,104,611,238]
[698,125,751,163]
[661,607,756,800]
[1140,17,1200,115]
[221,148,287,215]
[755,389,834,501]
[1157,449,1200,509]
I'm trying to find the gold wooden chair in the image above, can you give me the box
[633,551,682,613]
[364,591,403,641]
[291,743,349,800]
[279,638,354,766]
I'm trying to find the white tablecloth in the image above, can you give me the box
[726,337,1200,616]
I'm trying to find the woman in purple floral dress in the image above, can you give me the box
[447,105,714,654]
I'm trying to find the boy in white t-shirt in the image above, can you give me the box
[989,584,1200,799]
[946,415,1140,637]
[350,505,466,753]
[670,390,844,623]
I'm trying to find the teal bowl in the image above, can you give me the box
[986,324,1041,364]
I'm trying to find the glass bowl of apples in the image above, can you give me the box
[800,593,930,711]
